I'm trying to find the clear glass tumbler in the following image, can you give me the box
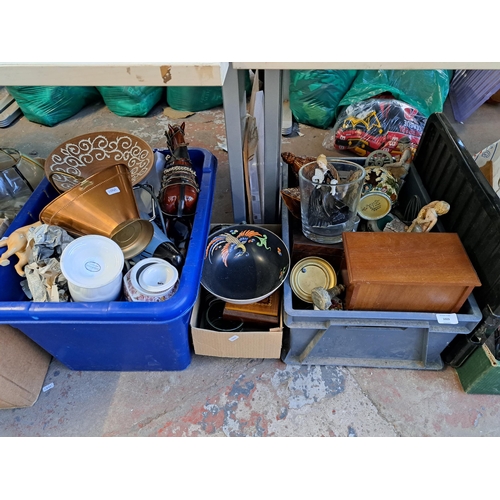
[298,159,365,244]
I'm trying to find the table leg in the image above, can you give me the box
[222,64,248,223]
[263,69,283,223]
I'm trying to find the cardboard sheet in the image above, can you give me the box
[0,325,51,409]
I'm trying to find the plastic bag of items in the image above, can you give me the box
[20,224,74,302]
[166,71,252,112]
[6,86,101,126]
[289,69,358,129]
[97,86,164,117]
[322,97,427,158]
[167,86,223,112]
[336,69,452,118]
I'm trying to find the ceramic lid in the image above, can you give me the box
[357,192,392,220]
[290,257,337,303]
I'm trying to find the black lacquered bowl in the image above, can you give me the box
[201,225,290,304]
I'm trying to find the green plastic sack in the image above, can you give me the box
[289,70,358,129]
[6,86,101,127]
[167,86,223,112]
[167,71,252,112]
[97,86,164,117]
[337,70,453,118]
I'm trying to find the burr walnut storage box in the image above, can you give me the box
[341,232,481,313]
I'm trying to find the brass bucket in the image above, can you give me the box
[40,164,153,259]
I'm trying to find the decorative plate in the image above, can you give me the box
[44,131,154,192]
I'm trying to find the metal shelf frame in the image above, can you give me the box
[227,62,500,224]
[3,62,500,224]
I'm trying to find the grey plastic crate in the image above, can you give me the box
[280,157,482,370]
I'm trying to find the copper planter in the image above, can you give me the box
[40,164,153,259]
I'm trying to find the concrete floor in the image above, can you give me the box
[1,89,500,437]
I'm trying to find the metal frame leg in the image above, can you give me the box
[222,64,248,223]
[263,69,283,224]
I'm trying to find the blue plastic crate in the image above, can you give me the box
[0,148,217,371]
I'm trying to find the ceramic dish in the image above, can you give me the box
[123,257,179,302]
[201,224,290,305]
[357,191,393,220]
[44,131,154,192]
[361,166,399,204]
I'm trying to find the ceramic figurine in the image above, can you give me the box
[386,136,412,181]
[406,200,451,233]
[308,155,349,227]
[159,122,200,217]
[0,221,41,276]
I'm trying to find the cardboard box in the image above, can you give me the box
[190,289,283,359]
[0,324,52,409]
[473,139,500,198]
[341,232,481,313]
[191,222,284,359]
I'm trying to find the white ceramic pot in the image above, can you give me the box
[123,257,179,302]
[60,235,124,302]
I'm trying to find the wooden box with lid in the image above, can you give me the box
[341,232,481,313]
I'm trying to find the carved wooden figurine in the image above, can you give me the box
[406,200,450,233]
[281,152,317,179]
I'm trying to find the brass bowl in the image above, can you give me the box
[44,131,154,192]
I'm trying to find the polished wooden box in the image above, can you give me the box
[341,232,481,313]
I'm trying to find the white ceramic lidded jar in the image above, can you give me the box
[123,257,179,302]
[60,235,125,302]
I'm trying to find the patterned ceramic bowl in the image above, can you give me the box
[201,224,290,305]
[123,257,179,302]
[361,166,399,204]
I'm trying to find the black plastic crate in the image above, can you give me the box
[412,113,500,366]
